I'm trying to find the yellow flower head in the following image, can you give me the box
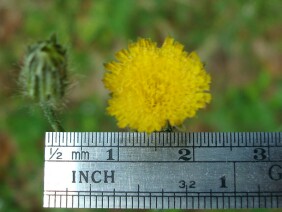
[103,37,211,133]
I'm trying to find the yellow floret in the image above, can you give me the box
[103,37,211,133]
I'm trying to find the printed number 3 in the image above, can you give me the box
[253,148,267,160]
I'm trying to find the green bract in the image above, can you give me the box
[20,35,67,108]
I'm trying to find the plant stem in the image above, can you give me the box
[40,103,65,132]
[165,121,173,132]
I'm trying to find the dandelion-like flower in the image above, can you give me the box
[103,37,211,133]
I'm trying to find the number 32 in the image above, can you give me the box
[179,180,196,189]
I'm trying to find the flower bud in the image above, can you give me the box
[20,35,67,107]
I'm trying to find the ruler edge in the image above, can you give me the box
[45,132,282,147]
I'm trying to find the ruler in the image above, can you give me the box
[43,132,282,209]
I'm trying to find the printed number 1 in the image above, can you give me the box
[220,176,227,188]
[107,149,115,160]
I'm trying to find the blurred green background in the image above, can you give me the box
[0,0,281,211]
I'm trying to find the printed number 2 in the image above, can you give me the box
[178,149,192,161]
[253,148,267,160]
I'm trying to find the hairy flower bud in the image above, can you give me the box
[20,35,67,107]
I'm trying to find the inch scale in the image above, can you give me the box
[43,132,282,209]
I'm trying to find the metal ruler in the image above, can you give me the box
[43,132,282,209]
